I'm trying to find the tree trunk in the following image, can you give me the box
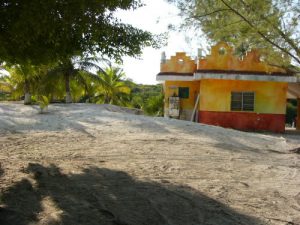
[297,98,300,131]
[105,96,110,104]
[24,79,31,105]
[84,84,90,103]
[65,73,72,103]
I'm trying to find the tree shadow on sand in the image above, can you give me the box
[0,165,3,177]
[0,163,263,225]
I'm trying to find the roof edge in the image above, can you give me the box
[196,69,292,76]
[157,72,194,76]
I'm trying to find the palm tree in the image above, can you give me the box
[0,75,11,92]
[46,57,102,103]
[0,75,12,100]
[1,63,42,104]
[93,65,131,106]
[144,93,164,116]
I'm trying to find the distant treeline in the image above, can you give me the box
[0,65,164,116]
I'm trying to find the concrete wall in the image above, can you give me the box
[164,81,200,120]
[197,42,286,74]
[161,53,196,74]
[199,79,287,114]
[198,79,288,132]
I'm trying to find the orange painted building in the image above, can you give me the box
[157,42,299,132]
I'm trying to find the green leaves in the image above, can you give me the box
[94,65,131,105]
[3,58,165,117]
[169,0,300,69]
[144,94,164,116]
[38,95,49,110]
[0,0,156,65]
[2,63,44,101]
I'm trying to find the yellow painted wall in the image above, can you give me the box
[198,42,286,74]
[165,81,200,110]
[161,52,197,74]
[160,42,286,75]
[297,98,300,130]
[199,79,287,114]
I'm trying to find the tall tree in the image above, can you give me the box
[2,63,42,104]
[45,57,102,103]
[94,65,131,106]
[0,74,12,95]
[0,0,157,65]
[168,0,300,71]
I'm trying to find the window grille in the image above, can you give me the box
[231,92,254,111]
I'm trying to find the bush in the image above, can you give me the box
[38,95,50,113]
[144,94,164,116]
[286,100,297,125]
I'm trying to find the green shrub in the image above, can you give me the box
[286,100,297,125]
[38,95,50,113]
[144,94,164,116]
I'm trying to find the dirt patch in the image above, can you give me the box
[0,103,300,225]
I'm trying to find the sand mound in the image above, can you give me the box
[102,104,143,115]
[0,102,299,225]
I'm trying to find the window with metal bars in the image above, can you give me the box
[178,87,189,99]
[231,92,255,111]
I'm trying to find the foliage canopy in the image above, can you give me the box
[94,65,131,105]
[168,0,300,70]
[1,62,164,116]
[0,0,157,65]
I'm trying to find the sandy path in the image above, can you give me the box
[0,103,299,225]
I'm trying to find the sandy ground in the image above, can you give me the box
[0,102,299,225]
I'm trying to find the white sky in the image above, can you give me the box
[116,0,207,84]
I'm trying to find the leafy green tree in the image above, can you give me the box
[0,0,157,66]
[2,64,43,104]
[144,94,164,116]
[168,0,300,70]
[127,82,164,115]
[286,100,297,126]
[45,57,102,103]
[131,95,144,109]
[37,68,66,102]
[1,1,160,104]
[0,75,12,100]
[93,65,131,106]
[0,74,11,92]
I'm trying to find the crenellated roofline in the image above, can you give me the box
[158,42,298,82]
